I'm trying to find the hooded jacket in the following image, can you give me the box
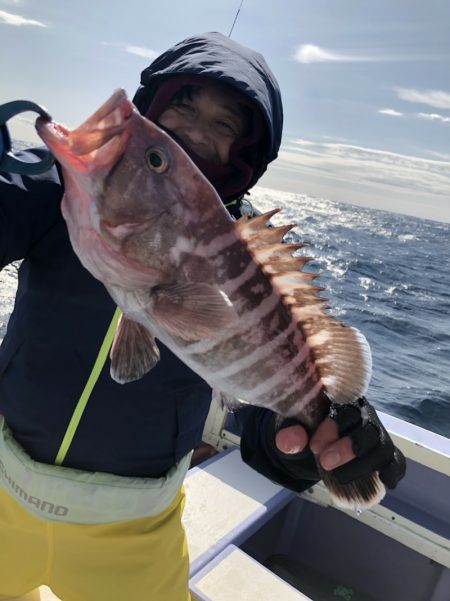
[134,31,283,198]
[0,33,305,488]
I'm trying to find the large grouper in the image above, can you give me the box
[36,89,383,509]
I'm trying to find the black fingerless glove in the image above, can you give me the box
[240,407,320,493]
[327,397,406,488]
[240,399,406,494]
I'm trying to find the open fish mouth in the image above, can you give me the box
[35,89,134,170]
[35,118,70,149]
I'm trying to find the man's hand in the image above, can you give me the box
[273,399,406,489]
[275,417,356,470]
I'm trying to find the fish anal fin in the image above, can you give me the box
[152,282,237,341]
[110,315,160,384]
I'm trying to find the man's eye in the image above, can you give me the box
[217,121,238,136]
[173,102,194,112]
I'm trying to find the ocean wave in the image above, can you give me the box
[1,187,449,437]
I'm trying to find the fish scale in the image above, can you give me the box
[36,88,383,510]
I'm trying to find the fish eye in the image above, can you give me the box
[145,148,170,173]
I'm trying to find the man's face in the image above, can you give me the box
[157,81,249,166]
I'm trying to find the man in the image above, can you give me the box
[0,32,405,601]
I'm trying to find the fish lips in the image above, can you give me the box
[35,89,134,174]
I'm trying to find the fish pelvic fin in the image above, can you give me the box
[319,465,386,510]
[236,210,372,403]
[152,282,237,341]
[110,315,160,383]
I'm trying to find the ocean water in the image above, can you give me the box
[0,186,449,438]
[251,187,450,438]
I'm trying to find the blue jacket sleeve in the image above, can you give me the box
[0,149,62,269]
[238,405,320,493]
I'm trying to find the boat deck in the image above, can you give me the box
[38,411,450,600]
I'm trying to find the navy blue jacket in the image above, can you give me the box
[0,157,216,476]
[0,33,314,491]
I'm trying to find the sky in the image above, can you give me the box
[1,0,449,223]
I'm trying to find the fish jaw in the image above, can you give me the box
[35,89,135,240]
[35,90,170,288]
[35,89,134,178]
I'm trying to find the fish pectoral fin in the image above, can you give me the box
[110,314,160,383]
[152,283,237,341]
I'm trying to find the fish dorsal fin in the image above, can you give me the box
[236,209,280,238]
[110,315,161,383]
[301,318,372,402]
[236,209,372,403]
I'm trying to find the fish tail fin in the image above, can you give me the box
[319,465,386,510]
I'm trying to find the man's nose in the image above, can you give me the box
[182,121,210,145]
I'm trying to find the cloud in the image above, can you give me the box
[101,42,159,60]
[379,108,403,117]
[321,135,352,143]
[378,106,449,125]
[124,45,159,60]
[277,138,450,200]
[417,112,450,124]
[396,87,450,110]
[426,150,450,161]
[293,44,429,65]
[0,10,46,27]
[294,44,370,64]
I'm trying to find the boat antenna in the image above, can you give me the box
[228,0,244,37]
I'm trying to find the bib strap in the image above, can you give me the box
[54,307,122,465]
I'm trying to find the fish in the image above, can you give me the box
[36,89,382,509]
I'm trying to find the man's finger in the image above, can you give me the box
[275,424,308,455]
[318,437,356,470]
[309,417,339,453]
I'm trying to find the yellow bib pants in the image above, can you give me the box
[0,486,190,601]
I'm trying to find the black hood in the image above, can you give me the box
[133,32,283,199]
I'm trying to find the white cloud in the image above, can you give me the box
[417,112,450,124]
[101,42,159,61]
[426,150,450,161]
[378,106,449,125]
[278,138,450,200]
[293,44,428,65]
[379,108,403,117]
[294,44,369,64]
[396,87,450,110]
[321,135,352,143]
[124,45,159,60]
[0,10,46,27]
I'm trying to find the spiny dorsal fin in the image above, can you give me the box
[236,209,280,237]
[252,243,308,263]
[262,256,313,274]
[246,224,297,247]
[237,208,372,403]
